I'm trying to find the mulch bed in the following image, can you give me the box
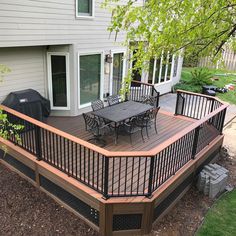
[0,147,235,236]
[0,164,99,236]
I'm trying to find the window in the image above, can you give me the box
[79,53,102,107]
[154,58,161,84]
[148,54,173,84]
[148,59,154,84]
[111,52,124,95]
[47,53,70,110]
[173,56,179,77]
[76,0,93,17]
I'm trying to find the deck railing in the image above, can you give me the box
[0,89,227,199]
[175,90,223,119]
[127,80,160,108]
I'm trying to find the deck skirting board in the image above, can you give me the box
[1,152,35,181]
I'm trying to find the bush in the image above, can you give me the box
[174,67,213,93]
[190,68,213,86]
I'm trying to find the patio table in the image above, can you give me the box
[92,100,153,144]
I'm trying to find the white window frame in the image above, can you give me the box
[172,55,179,78]
[78,51,104,109]
[76,0,95,19]
[109,50,126,95]
[150,54,174,85]
[47,52,70,111]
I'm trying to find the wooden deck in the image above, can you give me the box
[0,90,227,235]
[46,110,194,152]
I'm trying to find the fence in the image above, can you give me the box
[199,48,236,72]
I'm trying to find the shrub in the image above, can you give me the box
[190,68,213,86]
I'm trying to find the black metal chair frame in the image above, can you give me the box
[135,107,160,138]
[91,99,104,111]
[141,95,159,108]
[82,113,109,147]
[107,95,121,106]
[118,117,144,145]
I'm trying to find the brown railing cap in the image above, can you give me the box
[176,89,229,106]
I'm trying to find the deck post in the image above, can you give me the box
[103,156,109,199]
[35,125,42,161]
[174,92,180,115]
[210,98,215,113]
[191,126,200,159]
[147,156,155,197]
[220,108,227,134]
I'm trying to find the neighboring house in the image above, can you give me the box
[0,0,183,116]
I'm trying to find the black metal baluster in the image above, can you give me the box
[147,156,155,197]
[111,158,115,195]
[103,156,109,199]
[136,157,141,195]
[35,126,42,161]
[129,157,134,195]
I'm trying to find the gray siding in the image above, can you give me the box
[0,0,125,49]
[0,47,46,102]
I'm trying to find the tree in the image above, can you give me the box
[103,0,236,74]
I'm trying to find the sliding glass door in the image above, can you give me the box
[79,53,102,107]
[48,53,70,110]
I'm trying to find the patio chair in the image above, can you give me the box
[107,95,121,106]
[91,99,104,111]
[118,117,144,144]
[135,107,160,138]
[91,99,112,126]
[141,95,159,108]
[82,113,109,147]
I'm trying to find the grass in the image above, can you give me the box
[179,67,236,105]
[197,190,236,236]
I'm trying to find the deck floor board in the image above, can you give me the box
[41,110,218,196]
[46,110,193,152]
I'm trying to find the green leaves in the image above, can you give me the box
[190,68,213,86]
[103,0,236,70]
[0,109,24,144]
[0,64,11,82]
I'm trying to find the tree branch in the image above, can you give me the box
[214,24,236,56]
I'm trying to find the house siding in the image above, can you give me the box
[0,0,183,116]
[0,0,125,48]
[0,47,46,102]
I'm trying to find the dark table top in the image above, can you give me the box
[92,101,153,123]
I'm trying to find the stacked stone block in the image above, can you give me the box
[197,163,229,198]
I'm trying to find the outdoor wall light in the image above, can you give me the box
[105,54,113,63]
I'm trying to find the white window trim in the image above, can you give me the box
[75,0,95,19]
[109,50,126,95]
[172,54,179,78]
[78,51,104,109]
[151,54,174,86]
[47,52,70,111]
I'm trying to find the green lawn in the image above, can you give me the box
[197,190,236,236]
[179,67,236,105]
